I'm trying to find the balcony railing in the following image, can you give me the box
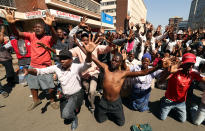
[0,0,16,8]
[61,0,100,14]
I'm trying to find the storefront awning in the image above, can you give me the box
[24,9,115,29]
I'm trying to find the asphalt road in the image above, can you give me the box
[0,55,204,131]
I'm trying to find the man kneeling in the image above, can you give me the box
[24,49,93,130]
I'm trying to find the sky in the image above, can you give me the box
[144,0,192,28]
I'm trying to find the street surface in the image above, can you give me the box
[0,55,204,131]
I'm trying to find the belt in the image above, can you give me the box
[62,89,82,99]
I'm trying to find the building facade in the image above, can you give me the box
[169,16,183,31]
[188,0,205,29]
[178,20,188,31]
[101,0,147,31]
[101,0,116,28]
[0,0,114,32]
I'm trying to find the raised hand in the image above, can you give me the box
[0,26,5,34]
[79,16,88,28]
[161,57,172,68]
[135,24,141,31]
[157,25,161,32]
[121,50,127,61]
[2,8,17,23]
[127,29,134,41]
[42,11,55,26]
[130,22,134,28]
[170,64,182,73]
[67,24,73,32]
[146,23,151,29]
[100,27,105,34]
[141,18,146,24]
[81,34,100,53]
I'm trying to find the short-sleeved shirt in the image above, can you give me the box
[23,32,54,68]
[165,70,202,102]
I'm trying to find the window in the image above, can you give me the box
[104,9,116,13]
[101,1,116,6]
[0,0,15,7]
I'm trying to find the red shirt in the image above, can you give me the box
[165,70,202,102]
[23,32,54,68]
[10,39,31,59]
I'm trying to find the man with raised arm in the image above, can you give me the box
[74,35,166,126]
[23,40,94,131]
[2,9,58,110]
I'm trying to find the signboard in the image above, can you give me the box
[25,10,47,19]
[101,12,113,25]
[24,9,81,22]
[49,9,81,22]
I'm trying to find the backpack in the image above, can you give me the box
[130,124,152,131]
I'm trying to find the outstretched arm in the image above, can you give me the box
[23,66,56,76]
[24,69,37,76]
[124,66,159,77]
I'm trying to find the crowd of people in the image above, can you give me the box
[0,8,205,130]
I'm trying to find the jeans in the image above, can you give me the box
[159,97,186,122]
[131,88,151,112]
[192,103,205,125]
[60,89,84,120]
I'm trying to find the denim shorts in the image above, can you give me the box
[27,66,55,90]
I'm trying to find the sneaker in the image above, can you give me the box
[71,116,78,131]
[1,91,9,98]
[50,102,59,109]
[27,100,42,111]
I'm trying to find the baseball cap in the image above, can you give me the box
[182,53,196,64]
[58,49,73,60]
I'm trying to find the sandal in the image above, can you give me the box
[27,100,42,111]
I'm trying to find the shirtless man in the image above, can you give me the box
[74,35,163,126]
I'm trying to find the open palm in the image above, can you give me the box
[42,11,55,26]
[82,34,100,53]
[2,8,16,23]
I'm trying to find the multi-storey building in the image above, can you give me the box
[101,0,147,31]
[0,0,114,32]
[178,20,188,31]
[116,0,147,32]
[101,0,116,28]
[169,16,183,31]
[188,0,205,29]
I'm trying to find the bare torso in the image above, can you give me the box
[103,70,126,102]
